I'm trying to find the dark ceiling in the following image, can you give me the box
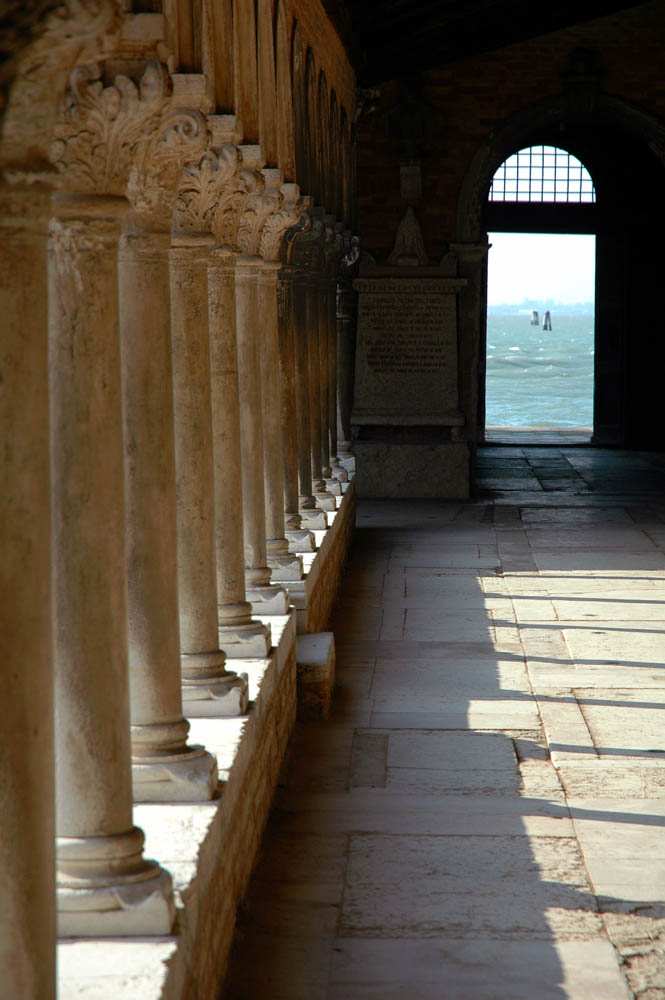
[323,0,654,85]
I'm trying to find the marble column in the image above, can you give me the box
[258,261,304,580]
[207,247,272,657]
[118,229,217,798]
[49,194,173,936]
[0,183,55,996]
[235,254,289,615]
[327,263,347,484]
[307,275,336,512]
[336,234,359,456]
[293,270,327,529]
[318,258,341,498]
[170,234,249,715]
[277,268,316,552]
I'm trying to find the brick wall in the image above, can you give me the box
[357,1,665,260]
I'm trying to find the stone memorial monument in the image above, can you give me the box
[351,209,468,497]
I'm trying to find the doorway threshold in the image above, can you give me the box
[484,426,592,445]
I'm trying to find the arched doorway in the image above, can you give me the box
[484,145,596,443]
[455,92,665,452]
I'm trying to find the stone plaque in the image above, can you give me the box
[352,276,465,424]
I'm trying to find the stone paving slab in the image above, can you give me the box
[221,449,665,1000]
[328,939,630,999]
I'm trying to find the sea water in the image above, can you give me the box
[485,312,594,427]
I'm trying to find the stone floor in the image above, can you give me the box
[221,447,665,1000]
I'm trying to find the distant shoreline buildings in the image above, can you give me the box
[488,300,594,316]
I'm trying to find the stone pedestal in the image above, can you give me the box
[351,270,470,498]
[0,183,55,995]
[208,248,272,658]
[119,230,217,800]
[170,235,249,715]
[296,632,336,721]
[235,254,289,615]
[49,195,174,936]
[259,262,305,581]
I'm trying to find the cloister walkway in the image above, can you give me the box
[222,447,665,999]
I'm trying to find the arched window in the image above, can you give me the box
[489,145,595,203]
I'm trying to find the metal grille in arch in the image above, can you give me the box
[488,146,596,203]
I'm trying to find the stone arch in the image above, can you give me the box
[275,0,295,181]
[291,21,308,192]
[257,0,277,164]
[340,105,351,225]
[456,92,665,242]
[305,46,321,203]
[329,90,342,219]
[318,70,330,211]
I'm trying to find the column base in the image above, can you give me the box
[324,477,343,496]
[300,508,328,529]
[248,583,290,616]
[286,528,317,553]
[182,668,249,717]
[131,743,218,802]
[56,828,175,938]
[331,460,349,483]
[268,551,304,580]
[280,578,306,610]
[57,866,174,938]
[314,491,337,511]
[218,618,272,658]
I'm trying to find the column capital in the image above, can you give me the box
[50,61,208,223]
[173,143,242,241]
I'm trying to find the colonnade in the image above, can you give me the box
[0,3,358,991]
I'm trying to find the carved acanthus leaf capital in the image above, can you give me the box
[290,212,324,270]
[236,168,280,256]
[127,106,208,228]
[173,144,241,236]
[259,182,302,262]
[1,0,123,173]
[50,60,173,196]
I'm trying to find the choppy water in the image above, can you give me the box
[485,312,594,427]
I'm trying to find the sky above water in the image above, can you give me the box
[487,232,596,306]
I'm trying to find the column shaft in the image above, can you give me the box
[293,273,327,529]
[258,262,303,580]
[0,184,55,997]
[277,270,316,551]
[118,230,216,798]
[327,272,347,484]
[235,254,289,614]
[170,235,248,715]
[49,195,173,936]
[208,248,271,657]
[307,279,336,511]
